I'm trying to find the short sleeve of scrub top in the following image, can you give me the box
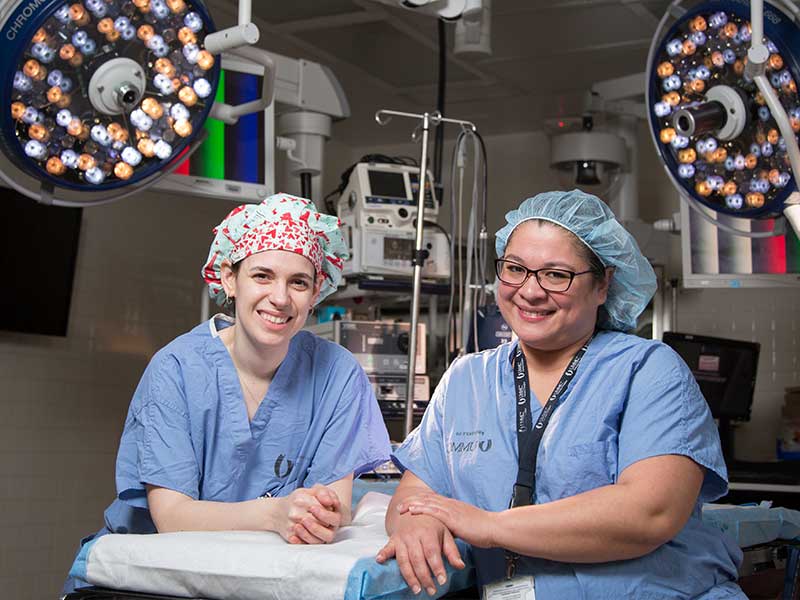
[139,355,200,498]
[116,351,200,506]
[617,343,728,502]
[304,357,393,485]
[391,365,454,499]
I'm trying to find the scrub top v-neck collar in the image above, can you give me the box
[208,314,295,440]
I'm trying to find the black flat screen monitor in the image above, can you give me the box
[662,332,760,422]
[0,189,82,336]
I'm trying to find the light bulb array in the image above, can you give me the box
[650,8,799,215]
[4,0,218,189]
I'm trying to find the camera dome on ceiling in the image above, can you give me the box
[550,130,627,200]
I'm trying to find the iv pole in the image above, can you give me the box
[375,109,478,437]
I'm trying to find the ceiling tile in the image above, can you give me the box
[309,21,478,88]
[480,44,650,95]
[255,0,367,25]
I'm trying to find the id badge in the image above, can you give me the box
[482,576,535,600]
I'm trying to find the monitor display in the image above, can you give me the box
[408,172,436,209]
[368,170,408,199]
[384,236,414,261]
[0,189,81,337]
[154,55,274,202]
[662,332,760,421]
[681,201,800,288]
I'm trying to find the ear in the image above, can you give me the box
[309,274,323,309]
[220,259,237,299]
[596,266,615,305]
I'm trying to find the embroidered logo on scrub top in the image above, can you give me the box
[274,454,294,478]
[449,430,493,454]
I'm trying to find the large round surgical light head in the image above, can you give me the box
[550,130,626,199]
[646,0,800,220]
[0,0,220,195]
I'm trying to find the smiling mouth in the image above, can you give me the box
[257,311,291,325]
[519,308,555,318]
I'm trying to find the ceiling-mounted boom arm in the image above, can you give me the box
[745,0,800,237]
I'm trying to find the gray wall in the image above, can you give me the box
[0,190,246,597]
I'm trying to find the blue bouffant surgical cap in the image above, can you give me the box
[495,189,657,332]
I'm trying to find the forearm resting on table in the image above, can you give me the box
[386,480,435,534]
[148,474,354,534]
[491,456,704,562]
[147,485,282,533]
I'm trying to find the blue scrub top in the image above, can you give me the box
[393,330,746,600]
[104,315,392,534]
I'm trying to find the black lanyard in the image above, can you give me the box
[505,336,593,578]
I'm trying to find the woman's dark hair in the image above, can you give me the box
[572,239,607,284]
[222,261,242,318]
[526,220,607,284]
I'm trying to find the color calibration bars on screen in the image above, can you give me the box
[174,70,265,185]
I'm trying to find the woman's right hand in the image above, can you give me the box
[376,513,465,596]
[274,484,341,544]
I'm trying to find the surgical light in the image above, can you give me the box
[647,0,800,226]
[0,0,221,196]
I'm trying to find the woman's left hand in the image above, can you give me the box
[288,484,343,545]
[397,493,496,549]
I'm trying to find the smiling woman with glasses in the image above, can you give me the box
[380,190,745,600]
[494,258,599,292]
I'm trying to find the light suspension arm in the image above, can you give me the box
[747,0,800,237]
[209,46,276,125]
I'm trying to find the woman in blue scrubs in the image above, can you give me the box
[379,190,745,599]
[66,193,390,592]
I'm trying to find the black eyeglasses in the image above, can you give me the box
[495,258,595,292]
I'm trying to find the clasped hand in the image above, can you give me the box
[376,492,495,596]
[276,484,343,544]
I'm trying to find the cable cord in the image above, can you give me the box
[471,131,490,349]
[474,130,489,306]
[424,219,451,244]
[433,18,447,184]
[446,129,469,366]
[460,166,478,359]
[443,128,490,363]
[470,133,482,349]
[460,132,483,358]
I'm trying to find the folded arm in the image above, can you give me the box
[401,454,704,562]
[147,472,354,544]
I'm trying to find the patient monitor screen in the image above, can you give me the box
[369,171,408,199]
[384,237,414,261]
[663,332,760,422]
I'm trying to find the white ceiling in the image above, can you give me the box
[206,0,673,145]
